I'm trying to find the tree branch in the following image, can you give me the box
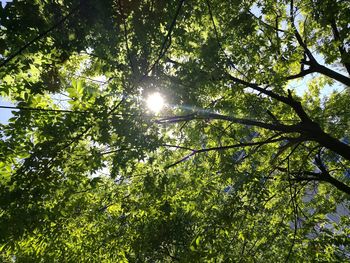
[227,74,312,123]
[248,10,286,33]
[280,157,350,195]
[118,0,135,73]
[0,2,82,68]
[156,112,300,133]
[0,105,89,114]
[330,19,350,75]
[314,155,350,195]
[289,0,316,63]
[285,67,314,81]
[165,136,288,169]
[145,0,185,77]
[206,0,245,76]
[228,73,350,161]
[310,63,350,87]
[289,1,350,86]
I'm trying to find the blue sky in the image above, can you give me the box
[0,0,12,8]
[0,97,15,124]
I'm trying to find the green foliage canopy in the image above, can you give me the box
[0,0,350,261]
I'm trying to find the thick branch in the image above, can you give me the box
[282,168,350,195]
[227,73,350,160]
[158,107,350,165]
[292,26,316,63]
[311,128,350,161]
[312,63,350,87]
[322,174,350,195]
[285,68,314,81]
[315,155,350,195]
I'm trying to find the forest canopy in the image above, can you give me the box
[0,0,350,262]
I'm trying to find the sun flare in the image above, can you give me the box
[146,92,165,113]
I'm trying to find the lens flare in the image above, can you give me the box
[146,92,165,113]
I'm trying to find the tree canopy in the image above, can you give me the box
[1,0,350,261]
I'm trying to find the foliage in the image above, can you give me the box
[0,0,350,262]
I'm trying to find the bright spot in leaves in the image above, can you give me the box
[146,92,165,113]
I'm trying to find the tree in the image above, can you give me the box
[0,0,350,261]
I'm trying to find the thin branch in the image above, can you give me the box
[0,105,205,120]
[285,68,314,80]
[285,157,298,263]
[83,51,125,71]
[192,138,286,153]
[118,0,135,73]
[248,10,286,33]
[145,0,185,77]
[289,0,316,63]
[206,0,245,76]
[0,2,82,68]
[100,148,131,155]
[0,105,89,114]
[157,112,300,133]
[271,139,302,165]
[228,74,290,104]
[24,98,126,181]
[266,110,280,124]
[165,137,287,169]
[161,144,194,151]
[228,73,314,123]
[330,19,350,75]
[289,1,350,86]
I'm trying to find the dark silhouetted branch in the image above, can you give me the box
[157,112,300,133]
[314,155,350,195]
[285,68,314,80]
[289,0,350,86]
[330,19,350,75]
[146,0,185,76]
[118,0,135,73]
[311,63,350,87]
[290,0,316,63]
[0,105,89,114]
[165,137,287,169]
[0,2,82,68]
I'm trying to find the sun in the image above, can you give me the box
[146,92,165,113]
